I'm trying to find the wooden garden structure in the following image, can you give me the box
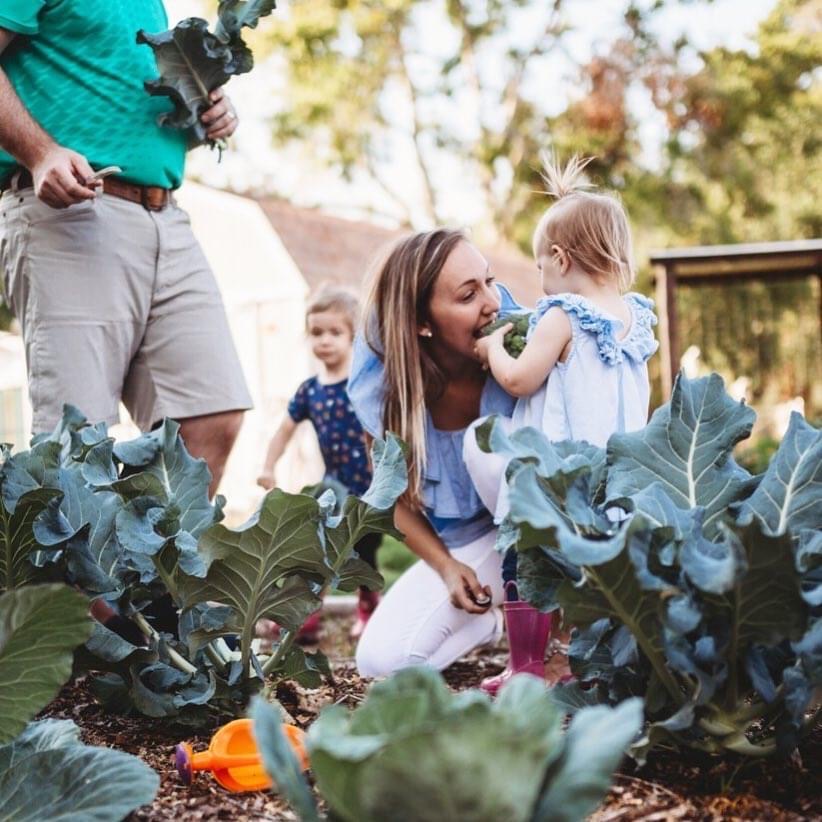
[650,239,822,402]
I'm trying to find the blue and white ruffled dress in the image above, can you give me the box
[512,292,659,447]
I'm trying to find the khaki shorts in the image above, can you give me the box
[0,187,252,433]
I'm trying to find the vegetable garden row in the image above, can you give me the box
[1,372,819,820]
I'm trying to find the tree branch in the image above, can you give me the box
[393,27,440,224]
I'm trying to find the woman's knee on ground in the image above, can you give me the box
[355,630,410,678]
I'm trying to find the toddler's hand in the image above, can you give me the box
[474,323,511,365]
[257,473,276,491]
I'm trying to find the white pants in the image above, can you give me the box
[355,530,505,677]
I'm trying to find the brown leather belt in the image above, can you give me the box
[1,168,171,211]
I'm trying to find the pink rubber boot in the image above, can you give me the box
[480,585,552,696]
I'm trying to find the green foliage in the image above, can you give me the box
[0,719,158,820]
[253,668,643,822]
[0,406,407,722]
[0,585,155,819]
[0,584,92,744]
[486,372,821,758]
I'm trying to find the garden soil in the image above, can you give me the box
[41,613,821,821]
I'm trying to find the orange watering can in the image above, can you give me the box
[175,718,308,792]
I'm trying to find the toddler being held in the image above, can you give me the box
[466,154,658,694]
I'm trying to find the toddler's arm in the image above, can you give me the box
[477,307,571,397]
[257,415,298,490]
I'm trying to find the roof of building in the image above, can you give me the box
[257,198,542,307]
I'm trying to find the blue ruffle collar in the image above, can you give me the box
[530,291,658,365]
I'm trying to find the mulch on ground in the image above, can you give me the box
[40,613,822,821]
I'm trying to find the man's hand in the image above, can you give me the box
[440,557,493,614]
[200,87,238,141]
[31,146,98,208]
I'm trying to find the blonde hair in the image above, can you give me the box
[533,153,636,292]
[364,229,466,509]
[305,284,360,334]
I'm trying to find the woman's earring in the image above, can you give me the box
[420,329,433,338]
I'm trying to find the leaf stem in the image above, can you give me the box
[261,628,296,676]
[133,611,198,675]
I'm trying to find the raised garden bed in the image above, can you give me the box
[40,611,821,821]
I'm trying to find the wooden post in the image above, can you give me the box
[655,262,679,399]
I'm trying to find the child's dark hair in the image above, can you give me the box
[305,284,361,334]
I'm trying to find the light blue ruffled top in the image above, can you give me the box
[348,284,522,548]
[513,292,659,447]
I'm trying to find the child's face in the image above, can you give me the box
[307,310,354,368]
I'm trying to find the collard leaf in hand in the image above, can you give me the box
[215,0,278,39]
[138,1,277,145]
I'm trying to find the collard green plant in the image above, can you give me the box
[0,405,407,721]
[0,719,158,821]
[483,372,821,758]
[0,584,92,744]
[253,667,643,822]
[138,0,278,144]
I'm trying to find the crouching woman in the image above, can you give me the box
[350,228,518,677]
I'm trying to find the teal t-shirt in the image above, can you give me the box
[0,0,187,188]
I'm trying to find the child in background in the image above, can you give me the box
[257,285,380,639]
[466,154,658,693]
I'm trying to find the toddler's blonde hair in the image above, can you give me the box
[305,284,361,334]
[533,153,636,292]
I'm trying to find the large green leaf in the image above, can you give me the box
[477,417,607,497]
[607,372,757,536]
[275,668,633,822]
[0,585,92,743]
[554,522,685,705]
[106,420,224,582]
[736,411,822,535]
[0,718,158,820]
[532,698,643,822]
[251,698,319,822]
[707,522,806,708]
[507,463,624,564]
[305,670,564,822]
[0,440,62,513]
[179,490,325,672]
[0,488,63,592]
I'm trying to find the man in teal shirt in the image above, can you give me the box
[0,0,252,495]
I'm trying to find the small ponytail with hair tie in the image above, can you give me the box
[539,151,595,200]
